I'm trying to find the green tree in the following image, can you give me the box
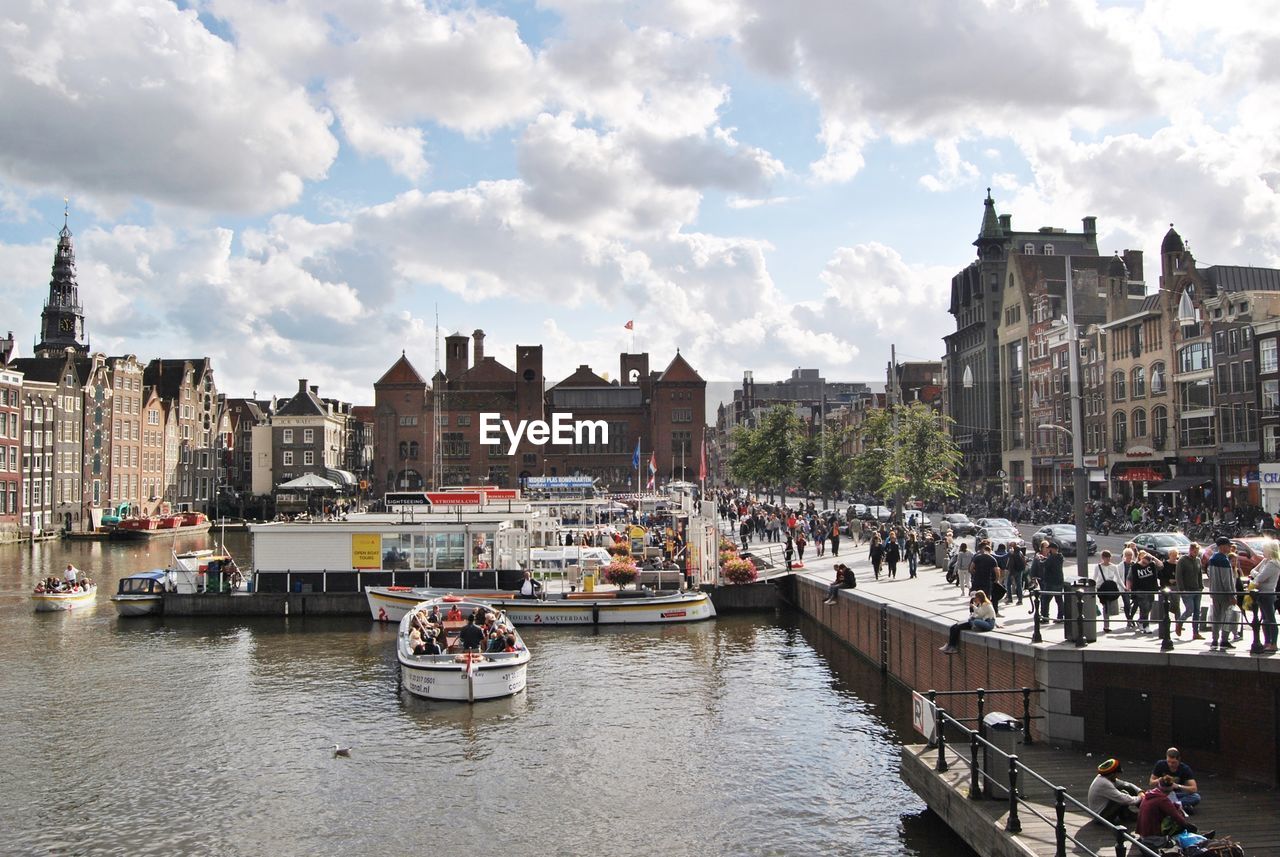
[881,403,962,504]
[729,405,805,498]
[849,408,894,496]
[800,426,852,505]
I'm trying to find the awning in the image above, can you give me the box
[1115,467,1165,482]
[1147,477,1211,493]
[325,468,357,488]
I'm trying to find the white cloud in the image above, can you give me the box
[0,0,337,213]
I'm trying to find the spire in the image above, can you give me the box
[975,187,1002,245]
[34,208,88,358]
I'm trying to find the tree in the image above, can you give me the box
[849,408,894,497]
[881,403,962,504]
[800,426,852,505]
[728,405,805,498]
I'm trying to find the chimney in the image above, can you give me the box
[445,332,469,379]
[1083,215,1097,237]
[298,379,308,394]
[998,214,1011,232]
[472,329,485,362]
[1123,249,1144,282]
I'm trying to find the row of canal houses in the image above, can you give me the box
[0,220,228,542]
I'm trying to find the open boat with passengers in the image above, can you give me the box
[368,584,715,625]
[397,596,530,703]
[32,578,97,612]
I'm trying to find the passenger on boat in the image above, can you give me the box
[517,570,543,599]
[426,604,442,624]
[486,631,506,653]
[445,604,464,622]
[504,633,518,652]
[64,564,80,585]
[457,614,486,651]
[434,624,449,652]
[420,635,442,656]
[409,626,428,655]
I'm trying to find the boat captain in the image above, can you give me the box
[517,570,543,600]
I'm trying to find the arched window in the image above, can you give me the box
[1152,405,1168,443]
[398,441,408,459]
[1131,366,1145,398]
[1043,244,1055,256]
[408,441,419,459]
[1112,411,1127,448]
[1112,371,1126,401]
[1150,362,1166,394]
[1132,408,1147,438]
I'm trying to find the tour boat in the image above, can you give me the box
[397,596,530,703]
[110,570,169,616]
[32,583,98,612]
[368,585,716,626]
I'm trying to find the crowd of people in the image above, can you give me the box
[34,563,94,594]
[406,602,522,657]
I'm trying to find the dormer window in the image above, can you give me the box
[1043,244,1055,256]
[1024,243,1035,255]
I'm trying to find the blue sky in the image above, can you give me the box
[1,0,1278,409]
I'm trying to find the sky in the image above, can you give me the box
[2,0,1280,411]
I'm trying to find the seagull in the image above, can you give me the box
[333,744,352,758]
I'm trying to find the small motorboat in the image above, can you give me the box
[397,596,530,703]
[368,585,716,626]
[32,581,98,612]
[110,569,169,616]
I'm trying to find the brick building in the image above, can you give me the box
[0,361,21,541]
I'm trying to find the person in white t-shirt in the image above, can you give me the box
[1093,550,1125,634]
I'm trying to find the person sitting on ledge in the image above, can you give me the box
[823,564,847,604]
[1087,758,1143,824]
[939,591,996,654]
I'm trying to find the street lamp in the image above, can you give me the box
[1060,259,1090,583]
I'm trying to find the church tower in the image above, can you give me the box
[34,210,88,358]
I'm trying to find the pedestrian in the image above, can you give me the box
[953,542,973,591]
[1250,540,1279,652]
[869,537,884,580]
[1093,549,1125,634]
[1175,543,1204,640]
[886,533,901,579]
[970,540,999,616]
[905,532,919,578]
[1006,545,1026,605]
[1207,538,1236,650]
[829,520,840,556]
[795,530,807,563]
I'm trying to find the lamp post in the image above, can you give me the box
[1063,259,1089,583]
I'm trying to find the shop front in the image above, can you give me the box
[1219,459,1259,508]
[1110,462,1169,500]
[1261,464,1280,516]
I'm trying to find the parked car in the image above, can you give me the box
[1198,538,1266,577]
[976,525,1025,550]
[941,513,976,536]
[867,505,893,522]
[1132,532,1192,557]
[849,504,870,519]
[902,509,927,528]
[976,517,1014,530]
[1030,524,1098,557]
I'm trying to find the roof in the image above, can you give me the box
[144,358,210,401]
[656,351,703,384]
[375,353,427,387]
[1199,265,1280,294]
[276,385,328,417]
[1161,225,1184,255]
[553,364,610,388]
[975,189,1002,244]
[7,356,73,384]
[351,405,375,422]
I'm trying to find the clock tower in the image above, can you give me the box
[34,212,89,358]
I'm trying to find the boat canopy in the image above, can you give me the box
[124,569,168,581]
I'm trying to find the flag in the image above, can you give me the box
[646,452,657,489]
[632,438,641,470]
[699,439,707,483]
[624,320,634,330]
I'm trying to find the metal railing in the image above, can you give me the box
[1027,586,1276,654]
[925,687,1160,857]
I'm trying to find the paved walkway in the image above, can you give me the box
[727,525,1278,663]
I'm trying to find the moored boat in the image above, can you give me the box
[368,585,715,626]
[110,570,169,616]
[32,582,98,612]
[397,596,530,702]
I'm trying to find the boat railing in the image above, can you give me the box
[923,687,1159,857]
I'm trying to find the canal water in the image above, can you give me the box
[0,535,973,856]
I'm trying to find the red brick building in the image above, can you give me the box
[0,360,21,541]
[372,330,706,496]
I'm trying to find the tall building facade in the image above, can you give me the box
[0,364,22,541]
[946,191,1100,493]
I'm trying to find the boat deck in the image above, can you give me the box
[901,739,1280,856]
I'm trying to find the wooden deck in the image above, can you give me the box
[902,740,1280,857]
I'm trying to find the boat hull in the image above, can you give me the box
[399,657,528,702]
[32,587,97,612]
[368,586,716,625]
[110,595,164,617]
[111,522,212,540]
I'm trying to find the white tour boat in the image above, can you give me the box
[397,596,530,703]
[369,585,716,626]
[110,570,169,616]
[32,582,98,612]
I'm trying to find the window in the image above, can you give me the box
[408,441,418,459]
[1264,380,1279,413]
[283,451,293,466]
[1150,362,1167,394]
[282,429,294,444]
[303,428,314,444]
[1178,379,1213,412]
[1178,343,1212,373]
[303,450,314,466]
[1132,408,1147,438]
[455,415,472,427]
[1131,366,1145,398]
[398,416,419,427]
[441,432,468,458]
[1262,339,1278,374]
[1112,412,1127,448]
[1112,371,1126,401]
[1179,415,1215,447]
[1024,243,1035,255]
[672,408,693,423]
[1043,244,1054,256]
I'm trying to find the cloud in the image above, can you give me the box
[0,0,338,213]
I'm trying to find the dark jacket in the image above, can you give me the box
[1042,553,1065,590]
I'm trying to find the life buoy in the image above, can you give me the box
[442,595,463,603]
[386,586,411,592]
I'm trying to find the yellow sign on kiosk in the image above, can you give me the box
[351,533,382,569]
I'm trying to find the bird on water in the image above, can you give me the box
[333,744,352,758]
